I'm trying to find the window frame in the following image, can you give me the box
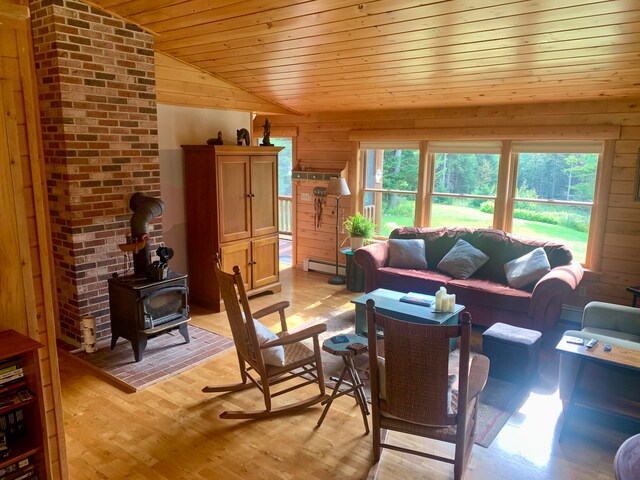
[355,136,614,270]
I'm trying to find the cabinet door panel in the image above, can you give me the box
[252,236,279,289]
[251,155,278,237]
[218,156,251,243]
[220,242,252,291]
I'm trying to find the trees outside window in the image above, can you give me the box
[362,147,419,236]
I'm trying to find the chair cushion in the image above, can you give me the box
[437,238,489,279]
[252,318,285,366]
[504,247,551,289]
[388,239,428,269]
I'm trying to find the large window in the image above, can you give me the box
[361,143,419,236]
[430,142,500,229]
[510,141,600,263]
[359,139,603,266]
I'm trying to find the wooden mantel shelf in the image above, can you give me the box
[292,166,346,181]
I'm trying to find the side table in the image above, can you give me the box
[340,248,365,292]
[316,334,369,434]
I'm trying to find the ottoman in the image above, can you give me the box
[482,323,542,384]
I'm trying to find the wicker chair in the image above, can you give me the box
[365,299,489,480]
[203,256,329,419]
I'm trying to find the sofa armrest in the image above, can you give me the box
[529,260,584,331]
[354,241,389,293]
[582,301,640,335]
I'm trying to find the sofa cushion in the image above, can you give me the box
[376,267,452,294]
[437,238,489,279]
[446,278,531,314]
[388,239,428,269]
[504,247,551,289]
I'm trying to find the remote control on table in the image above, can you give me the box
[585,338,598,349]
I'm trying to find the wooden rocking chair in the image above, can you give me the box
[366,299,489,480]
[203,256,329,419]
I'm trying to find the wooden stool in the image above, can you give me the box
[615,433,640,480]
[316,334,369,434]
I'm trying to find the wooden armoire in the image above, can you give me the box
[182,145,284,311]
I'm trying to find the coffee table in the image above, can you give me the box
[556,335,640,441]
[351,288,464,350]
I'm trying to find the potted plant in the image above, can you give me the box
[343,212,375,250]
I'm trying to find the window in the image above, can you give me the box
[430,142,500,229]
[358,139,604,267]
[510,141,601,263]
[361,143,419,236]
[271,137,293,236]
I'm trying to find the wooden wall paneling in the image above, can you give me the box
[587,139,615,272]
[0,5,67,478]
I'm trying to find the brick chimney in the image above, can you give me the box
[30,0,162,345]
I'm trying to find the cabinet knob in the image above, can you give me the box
[250,260,257,265]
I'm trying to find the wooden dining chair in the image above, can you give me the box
[365,299,489,480]
[203,255,329,419]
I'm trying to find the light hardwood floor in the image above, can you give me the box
[60,265,631,479]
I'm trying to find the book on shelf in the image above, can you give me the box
[0,370,24,385]
[399,292,433,307]
[0,360,20,377]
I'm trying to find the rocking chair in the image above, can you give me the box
[203,256,329,419]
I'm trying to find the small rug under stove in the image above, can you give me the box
[63,325,234,392]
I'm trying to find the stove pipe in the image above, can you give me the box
[129,193,165,275]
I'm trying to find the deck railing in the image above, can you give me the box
[278,195,292,235]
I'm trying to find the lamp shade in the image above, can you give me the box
[326,177,351,196]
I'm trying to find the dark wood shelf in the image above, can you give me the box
[0,436,42,470]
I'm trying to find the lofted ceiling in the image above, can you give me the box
[92,0,640,114]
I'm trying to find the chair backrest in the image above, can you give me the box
[366,299,471,427]
[214,257,263,370]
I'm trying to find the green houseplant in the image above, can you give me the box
[343,212,375,250]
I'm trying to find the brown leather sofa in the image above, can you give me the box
[353,227,584,333]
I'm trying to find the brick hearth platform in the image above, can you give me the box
[59,325,234,392]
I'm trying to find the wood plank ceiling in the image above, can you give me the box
[92,0,640,114]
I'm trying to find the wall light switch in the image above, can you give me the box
[301,193,312,201]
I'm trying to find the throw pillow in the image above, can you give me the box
[504,247,551,289]
[252,318,285,367]
[437,238,489,279]
[388,238,428,269]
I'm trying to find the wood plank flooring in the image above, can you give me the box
[60,265,632,479]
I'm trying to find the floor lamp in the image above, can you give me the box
[326,177,350,285]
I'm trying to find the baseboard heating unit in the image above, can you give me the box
[303,258,346,277]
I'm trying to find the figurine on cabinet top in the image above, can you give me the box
[260,118,273,146]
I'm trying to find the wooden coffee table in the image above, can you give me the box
[351,288,464,350]
[556,335,640,441]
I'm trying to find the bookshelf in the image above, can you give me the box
[0,330,44,480]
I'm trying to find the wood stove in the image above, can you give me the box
[108,272,190,362]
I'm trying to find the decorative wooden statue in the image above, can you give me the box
[260,118,273,146]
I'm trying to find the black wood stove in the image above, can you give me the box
[107,193,190,362]
[108,272,190,362]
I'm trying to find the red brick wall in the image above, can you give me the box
[30,0,162,345]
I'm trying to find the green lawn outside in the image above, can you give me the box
[379,204,587,262]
